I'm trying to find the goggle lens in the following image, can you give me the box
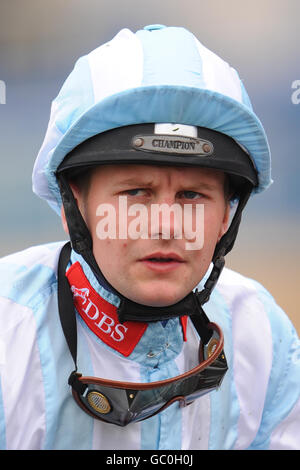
[70,323,228,426]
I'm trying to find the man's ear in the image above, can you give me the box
[61,204,69,235]
[218,202,231,242]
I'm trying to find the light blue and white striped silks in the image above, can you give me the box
[32,25,272,215]
[0,242,299,449]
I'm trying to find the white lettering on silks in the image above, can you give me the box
[72,286,128,342]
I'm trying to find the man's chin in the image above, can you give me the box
[114,278,193,308]
[127,290,189,308]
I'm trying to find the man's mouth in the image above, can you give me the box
[147,258,176,262]
[139,252,185,272]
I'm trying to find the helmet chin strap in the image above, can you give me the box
[58,174,252,335]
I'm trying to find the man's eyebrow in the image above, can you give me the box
[190,182,220,191]
[113,177,221,191]
[113,177,154,186]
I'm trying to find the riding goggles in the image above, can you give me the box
[68,322,227,426]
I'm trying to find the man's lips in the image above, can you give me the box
[139,252,185,273]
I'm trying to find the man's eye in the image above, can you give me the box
[124,188,146,196]
[180,191,202,200]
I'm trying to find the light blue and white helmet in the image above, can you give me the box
[32,24,271,216]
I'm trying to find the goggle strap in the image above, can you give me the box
[68,371,87,395]
[190,307,212,345]
[57,241,78,369]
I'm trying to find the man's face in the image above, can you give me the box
[64,164,230,307]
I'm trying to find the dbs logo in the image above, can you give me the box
[71,285,128,342]
[66,262,148,356]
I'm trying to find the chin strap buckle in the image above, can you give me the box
[195,255,225,306]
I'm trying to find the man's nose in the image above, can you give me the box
[149,194,183,240]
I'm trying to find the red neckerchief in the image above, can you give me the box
[66,261,187,357]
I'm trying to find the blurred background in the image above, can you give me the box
[0,0,299,333]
